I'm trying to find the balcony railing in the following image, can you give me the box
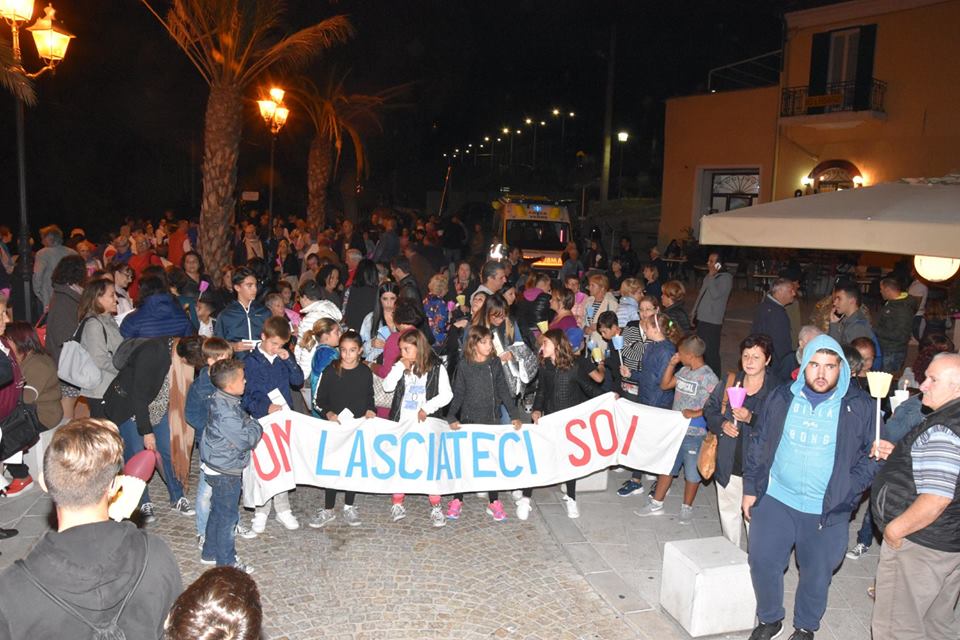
[780,78,887,118]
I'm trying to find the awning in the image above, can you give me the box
[698,180,960,259]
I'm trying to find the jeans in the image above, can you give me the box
[856,500,876,547]
[670,432,705,483]
[748,496,848,631]
[202,474,242,566]
[196,468,212,537]
[117,414,184,506]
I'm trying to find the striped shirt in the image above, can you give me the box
[912,424,960,499]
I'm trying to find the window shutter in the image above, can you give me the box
[808,32,831,114]
[853,24,877,110]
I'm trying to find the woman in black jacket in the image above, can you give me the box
[702,333,777,548]
[515,272,553,336]
[45,254,86,421]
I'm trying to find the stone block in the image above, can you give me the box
[576,469,609,493]
[660,536,756,637]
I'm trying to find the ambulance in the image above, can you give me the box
[491,195,572,272]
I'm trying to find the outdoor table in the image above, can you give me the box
[663,257,688,282]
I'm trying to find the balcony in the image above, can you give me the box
[780,78,887,128]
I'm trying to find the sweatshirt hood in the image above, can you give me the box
[523,287,544,301]
[302,299,343,322]
[23,521,147,613]
[791,334,850,398]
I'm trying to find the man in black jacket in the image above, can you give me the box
[871,353,960,640]
[0,419,182,638]
[751,278,797,382]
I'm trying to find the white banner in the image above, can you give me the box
[242,393,689,507]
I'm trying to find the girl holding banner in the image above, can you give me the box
[310,331,377,529]
[446,326,524,521]
[302,318,341,417]
[519,329,603,520]
[382,329,453,527]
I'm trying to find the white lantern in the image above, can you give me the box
[914,255,960,282]
[0,0,34,23]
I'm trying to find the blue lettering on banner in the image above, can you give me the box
[315,431,341,477]
[345,430,368,478]
[399,432,424,479]
[426,432,436,481]
[436,432,453,480]
[499,431,522,477]
[522,430,538,474]
[472,431,496,478]
[448,431,467,478]
[371,434,397,479]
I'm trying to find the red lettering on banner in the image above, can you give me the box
[620,415,638,455]
[252,430,280,481]
[566,419,591,466]
[590,409,618,457]
[271,420,293,473]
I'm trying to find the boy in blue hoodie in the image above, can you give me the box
[185,337,234,550]
[243,316,305,533]
[201,358,263,574]
[742,334,878,640]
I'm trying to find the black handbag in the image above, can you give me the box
[0,388,42,461]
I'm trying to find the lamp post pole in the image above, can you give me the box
[2,3,75,322]
[617,131,629,199]
[258,87,289,239]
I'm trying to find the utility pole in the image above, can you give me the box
[600,25,616,204]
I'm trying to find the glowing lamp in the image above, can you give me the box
[914,255,960,282]
[273,106,289,128]
[27,4,73,64]
[617,131,629,142]
[801,176,813,187]
[269,87,285,103]
[0,0,34,23]
[258,99,277,122]
[552,108,560,116]
[568,112,575,118]
[524,117,532,125]
[483,136,490,142]
[502,127,509,134]
[852,175,864,186]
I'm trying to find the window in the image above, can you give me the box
[693,169,760,238]
[505,220,570,251]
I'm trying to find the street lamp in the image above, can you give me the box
[257,86,290,234]
[617,131,629,198]
[552,108,575,166]
[1,1,74,322]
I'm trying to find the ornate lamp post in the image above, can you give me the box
[1,1,75,322]
[257,86,290,232]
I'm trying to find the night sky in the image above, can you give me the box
[0,0,834,239]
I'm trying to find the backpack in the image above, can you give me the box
[15,531,150,640]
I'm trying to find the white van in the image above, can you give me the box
[492,195,572,272]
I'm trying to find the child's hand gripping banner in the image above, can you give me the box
[243,393,690,507]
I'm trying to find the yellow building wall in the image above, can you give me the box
[776,0,960,198]
[659,86,778,247]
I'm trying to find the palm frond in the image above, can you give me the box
[241,15,354,87]
[0,42,35,105]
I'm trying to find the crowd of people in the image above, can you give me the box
[0,211,956,640]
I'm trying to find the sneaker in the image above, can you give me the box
[430,505,446,527]
[196,535,204,551]
[199,556,216,565]
[446,498,463,520]
[562,495,579,519]
[308,508,336,529]
[867,584,876,600]
[845,543,869,560]
[390,503,407,522]
[516,497,531,521]
[171,496,196,516]
[140,502,157,524]
[486,500,507,521]
[510,490,523,503]
[678,504,694,525]
[232,559,255,575]
[276,510,300,530]
[634,498,664,517]
[787,629,813,640]
[2,476,33,497]
[236,523,257,539]
[617,479,644,497]
[250,512,268,533]
[342,505,362,527]
[747,620,783,640]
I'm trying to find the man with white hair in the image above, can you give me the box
[871,352,960,640]
[752,277,797,381]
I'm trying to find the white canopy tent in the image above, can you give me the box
[698,180,960,260]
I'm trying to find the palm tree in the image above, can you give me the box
[139,0,353,275]
[291,73,405,230]
[0,42,35,104]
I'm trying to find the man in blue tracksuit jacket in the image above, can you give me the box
[742,334,879,640]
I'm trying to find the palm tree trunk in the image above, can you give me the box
[200,83,243,276]
[307,136,333,230]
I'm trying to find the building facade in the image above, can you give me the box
[659,0,960,249]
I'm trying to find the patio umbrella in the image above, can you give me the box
[699,178,960,259]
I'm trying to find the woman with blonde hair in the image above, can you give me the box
[424,273,450,345]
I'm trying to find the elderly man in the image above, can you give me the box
[743,334,877,640]
[752,278,798,382]
[871,352,960,640]
[32,225,76,309]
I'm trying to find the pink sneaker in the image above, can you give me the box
[486,500,507,521]
[445,499,462,520]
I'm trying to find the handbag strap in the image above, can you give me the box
[15,531,150,634]
[719,371,737,415]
